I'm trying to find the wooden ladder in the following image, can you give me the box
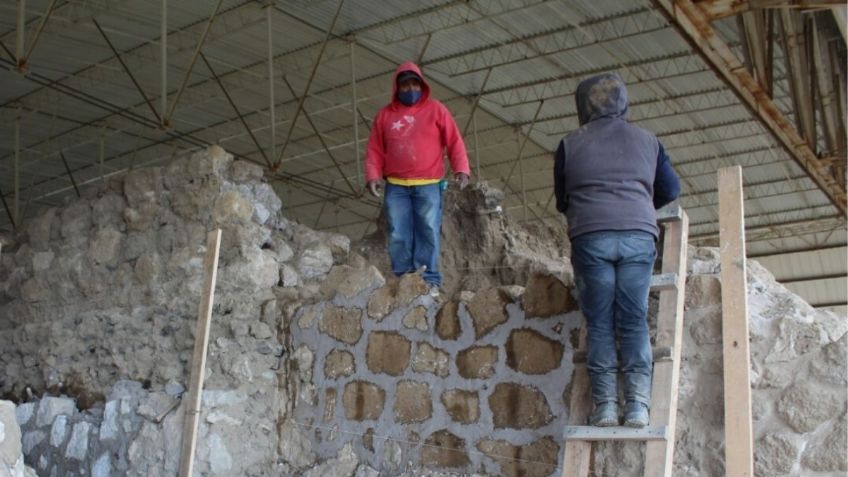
[561,204,689,477]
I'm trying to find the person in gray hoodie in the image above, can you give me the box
[554,72,680,428]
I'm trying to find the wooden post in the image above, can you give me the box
[561,328,592,477]
[718,166,754,477]
[178,229,222,477]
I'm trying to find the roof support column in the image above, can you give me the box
[16,0,25,69]
[267,3,276,161]
[160,0,167,127]
[350,41,361,188]
[14,106,20,227]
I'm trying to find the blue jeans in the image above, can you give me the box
[571,230,657,406]
[384,182,442,286]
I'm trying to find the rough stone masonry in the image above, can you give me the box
[0,145,845,476]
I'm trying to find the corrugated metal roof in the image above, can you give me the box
[0,0,845,305]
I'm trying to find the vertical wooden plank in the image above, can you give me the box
[644,210,689,477]
[561,327,592,477]
[178,229,222,477]
[718,166,754,477]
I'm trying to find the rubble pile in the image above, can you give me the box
[0,146,843,476]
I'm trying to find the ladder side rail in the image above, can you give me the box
[644,212,689,477]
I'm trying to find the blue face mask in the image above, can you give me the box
[398,90,422,106]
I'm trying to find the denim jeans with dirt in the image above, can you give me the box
[571,230,657,409]
[384,182,443,286]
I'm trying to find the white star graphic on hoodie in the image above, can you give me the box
[391,120,404,131]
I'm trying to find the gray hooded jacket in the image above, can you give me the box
[554,73,680,239]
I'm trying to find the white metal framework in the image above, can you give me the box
[0,0,846,308]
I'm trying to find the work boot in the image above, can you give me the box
[589,401,619,427]
[623,401,649,428]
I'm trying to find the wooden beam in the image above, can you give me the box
[779,9,816,148]
[718,166,754,477]
[178,229,222,477]
[696,0,846,20]
[652,0,846,215]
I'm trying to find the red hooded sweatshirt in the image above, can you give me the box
[365,61,470,183]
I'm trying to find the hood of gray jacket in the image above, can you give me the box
[575,72,628,126]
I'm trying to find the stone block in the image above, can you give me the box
[190,145,232,177]
[420,430,468,468]
[297,305,318,329]
[230,160,264,183]
[396,273,428,306]
[776,382,843,433]
[89,228,122,266]
[65,421,91,460]
[402,307,428,331]
[99,400,119,441]
[303,442,359,477]
[441,390,479,424]
[123,202,158,232]
[685,274,721,310]
[14,403,34,426]
[366,286,394,321]
[523,274,577,318]
[22,431,43,455]
[366,332,410,376]
[60,202,92,244]
[212,191,253,225]
[298,245,334,280]
[467,287,512,339]
[208,433,232,474]
[326,234,351,263]
[489,383,553,429]
[456,346,498,379]
[505,328,564,375]
[809,335,847,386]
[278,419,316,469]
[32,251,54,272]
[123,167,162,207]
[342,381,385,421]
[0,401,22,473]
[26,208,56,251]
[324,350,355,380]
[91,453,111,477]
[36,397,76,427]
[394,381,432,423]
[320,265,385,300]
[477,437,559,477]
[319,306,363,345]
[249,321,273,340]
[801,413,847,471]
[435,300,461,340]
[412,343,449,377]
[50,415,68,446]
[754,433,800,476]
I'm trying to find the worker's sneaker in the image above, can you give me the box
[428,285,441,298]
[623,401,649,428]
[588,402,619,427]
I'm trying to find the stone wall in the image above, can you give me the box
[286,271,581,476]
[0,400,36,477]
[0,145,844,476]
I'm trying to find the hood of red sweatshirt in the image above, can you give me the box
[390,61,431,110]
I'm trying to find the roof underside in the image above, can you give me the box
[0,0,846,305]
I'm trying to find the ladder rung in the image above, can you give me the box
[572,346,673,364]
[650,273,678,291]
[564,425,668,441]
[656,203,682,223]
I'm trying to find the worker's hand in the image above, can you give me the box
[454,172,470,190]
[366,180,382,198]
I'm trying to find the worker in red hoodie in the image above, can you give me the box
[365,61,470,295]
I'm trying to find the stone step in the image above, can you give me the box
[572,346,672,364]
[563,425,668,441]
